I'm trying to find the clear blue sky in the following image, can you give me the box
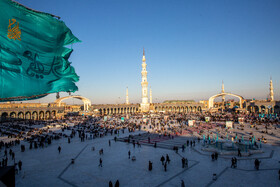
[17,0,280,104]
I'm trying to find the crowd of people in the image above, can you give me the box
[0,110,279,185]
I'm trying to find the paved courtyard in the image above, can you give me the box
[9,129,280,187]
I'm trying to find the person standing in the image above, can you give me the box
[182,157,185,168]
[181,180,185,187]
[214,152,218,160]
[160,156,165,165]
[128,150,131,159]
[166,154,170,164]
[238,148,241,157]
[231,157,235,168]
[18,160,22,171]
[115,180,119,187]
[254,159,260,170]
[58,146,61,154]
[109,181,113,187]
[109,140,111,147]
[99,158,103,167]
[148,161,153,171]
[164,161,167,172]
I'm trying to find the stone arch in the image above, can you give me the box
[25,111,31,119]
[55,95,91,111]
[39,111,44,120]
[1,112,8,119]
[180,107,184,113]
[260,105,266,113]
[254,106,259,113]
[193,106,197,112]
[18,112,24,119]
[209,92,244,109]
[51,110,56,118]
[10,112,16,118]
[32,111,38,120]
[46,111,51,119]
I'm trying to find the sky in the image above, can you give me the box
[16,0,280,104]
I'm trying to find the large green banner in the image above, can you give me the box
[0,0,80,101]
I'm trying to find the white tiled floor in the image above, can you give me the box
[5,129,280,187]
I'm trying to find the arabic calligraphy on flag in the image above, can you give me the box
[0,0,80,101]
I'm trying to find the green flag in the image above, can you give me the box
[0,0,80,101]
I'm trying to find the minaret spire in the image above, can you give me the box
[141,48,149,112]
[142,47,146,62]
[222,81,225,93]
[269,77,274,101]
[221,81,225,103]
[150,87,152,104]
[126,87,129,104]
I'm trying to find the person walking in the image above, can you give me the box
[166,154,170,164]
[58,146,61,154]
[181,180,185,187]
[128,150,131,159]
[109,140,111,147]
[160,156,165,165]
[254,159,260,170]
[234,157,237,168]
[18,160,22,171]
[109,181,113,187]
[148,161,153,171]
[231,157,235,168]
[211,153,215,161]
[115,180,119,187]
[99,158,103,167]
[238,148,241,157]
[214,152,218,160]
[182,157,185,168]
[164,161,167,172]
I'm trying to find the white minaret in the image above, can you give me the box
[221,81,225,102]
[126,87,129,104]
[269,77,274,101]
[141,48,150,112]
[150,87,152,104]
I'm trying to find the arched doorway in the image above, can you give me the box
[55,96,91,111]
[209,92,244,109]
